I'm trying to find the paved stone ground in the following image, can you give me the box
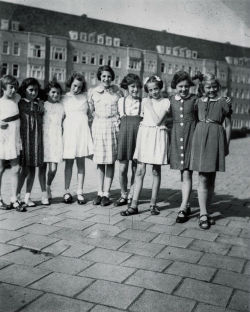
[0,137,249,312]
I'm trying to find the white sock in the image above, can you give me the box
[77,189,83,195]
[42,191,47,199]
[24,193,30,203]
[98,191,103,197]
[103,191,110,198]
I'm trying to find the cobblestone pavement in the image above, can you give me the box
[0,137,249,312]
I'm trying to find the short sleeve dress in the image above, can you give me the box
[190,97,232,172]
[169,94,197,170]
[89,85,120,164]
[19,98,44,167]
[62,92,93,159]
[0,95,22,160]
[133,97,170,165]
[43,101,64,163]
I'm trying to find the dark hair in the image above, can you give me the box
[96,65,115,81]
[144,75,163,93]
[0,75,19,91]
[120,73,142,90]
[44,80,63,96]
[66,72,87,92]
[171,70,195,89]
[18,77,41,98]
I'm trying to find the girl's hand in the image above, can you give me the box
[36,99,44,113]
[0,121,8,129]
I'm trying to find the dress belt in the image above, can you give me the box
[2,114,20,122]
[199,119,221,125]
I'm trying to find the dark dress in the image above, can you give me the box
[190,97,232,172]
[117,97,142,161]
[170,94,197,170]
[19,98,44,167]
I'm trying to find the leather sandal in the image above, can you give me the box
[77,194,86,205]
[176,209,189,223]
[114,197,127,207]
[0,199,11,210]
[10,201,27,212]
[150,205,160,215]
[120,206,138,216]
[63,193,73,204]
[199,214,211,230]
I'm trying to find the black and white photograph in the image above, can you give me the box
[0,0,250,311]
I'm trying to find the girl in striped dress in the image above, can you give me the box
[89,65,121,206]
[114,74,143,207]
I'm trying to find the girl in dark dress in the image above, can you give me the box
[170,71,197,223]
[190,73,232,229]
[17,78,44,207]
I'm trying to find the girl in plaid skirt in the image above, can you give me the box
[114,74,143,207]
[89,66,121,206]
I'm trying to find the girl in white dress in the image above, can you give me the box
[121,75,170,216]
[62,73,93,204]
[0,75,25,211]
[39,81,64,204]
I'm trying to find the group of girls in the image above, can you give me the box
[0,64,232,230]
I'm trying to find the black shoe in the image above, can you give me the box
[150,205,160,215]
[9,201,27,212]
[199,214,211,230]
[77,194,86,205]
[120,206,139,216]
[63,193,73,204]
[114,197,127,207]
[176,210,189,223]
[0,199,11,210]
[93,195,102,205]
[101,196,112,206]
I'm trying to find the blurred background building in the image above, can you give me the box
[0,1,250,131]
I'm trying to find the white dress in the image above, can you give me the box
[62,92,93,159]
[43,101,64,163]
[133,97,170,165]
[0,95,22,160]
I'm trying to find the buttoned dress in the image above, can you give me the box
[117,96,142,161]
[190,97,232,172]
[0,95,22,160]
[43,101,64,163]
[133,97,170,165]
[89,85,120,164]
[170,94,197,170]
[62,93,93,159]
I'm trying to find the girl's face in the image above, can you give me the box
[128,83,140,99]
[3,84,17,99]
[100,71,112,88]
[147,82,161,99]
[48,87,61,103]
[176,80,190,98]
[70,79,83,95]
[26,84,39,101]
[204,80,218,98]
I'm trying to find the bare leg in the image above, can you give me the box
[119,161,129,196]
[197,172,209,221]
[0,160,5,200]
[104,164,115,195]
[17,166,28,196]
[131,162,146,207]
[207,172,216,208]
[26,166,36,193]
[76,157,85,194]
[129,160,137,199]
[47,163,58,186]
[96,164,105,195]
[151,165,161,206]
[9,158,20,202]
[180,170,193,210]
[64,159,74,192]
[38,163,46,192]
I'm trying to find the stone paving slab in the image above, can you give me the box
[194,303,238,312]
[77,280,143,310]
[0,283,42,312]
[213,269,250,292]
[189,239,231,255]
[90,305,124,312]
[151,233,193,248]
[228,290,250,311]
[82,247,131,264]
[0,242,19,256]
[119,240,165,257]
[156,246,203,263]
[18,293,94,312]
[0,229,26,243]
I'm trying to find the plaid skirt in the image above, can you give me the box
[92,116,119,164]
[117,115,142,161]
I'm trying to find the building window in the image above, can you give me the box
[81,53,88,64]
[29,44,45,59]
[2,41,9,54]
[168,64,172,74]
[1,63,8,75]
[114,76,120,84]
[88,33,96,43]
[147,60,156,72]
[99,54,104,66]
[97,35,104,45]
[69,31,78,40]
[115,56,121,68]
[90,72,96,85]
[51,47,66,61]
[11,21,19,31]
[27,65,45,80]
[12,64,19,77]
[166,47,172,55]
[128,57,141,70]
[107,56,113,67]
[73,51,79,63]
[90,54,96,65]
[106,36,112,46]
[1,19,9,30]
[13,42,20,56]
[50,67,66,82]
[175,64,179,71]
[161,63,165,73]
[113,38,120,47]
[80,32,87,42]
[192,51,198,59]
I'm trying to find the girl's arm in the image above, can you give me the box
[224,116,232,155]
[144,98,170,126]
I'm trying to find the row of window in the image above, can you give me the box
[232,119,250,129]
[73,52,121,68]
[231,89,250,100]
[2,41,20,56]
[231,74,250,84]
[1,63,19,77]
[160,63,202,76]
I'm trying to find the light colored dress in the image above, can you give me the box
[89,85,120,164]
[43,101,64,163]
[133,97,170,165]
[62,92,93,159]
[0,95,22,160]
